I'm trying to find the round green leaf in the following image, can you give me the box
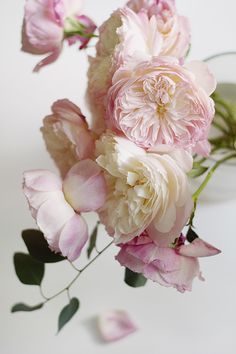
[13,253,44,285]
[124,268,147,288]
[58,298,80,333]
[22,229,65,263]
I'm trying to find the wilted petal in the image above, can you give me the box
[98,310,137,342]
[161,256,202,293]
[59,213,88,261]
[33,47,62,72]
[178,238,221,258]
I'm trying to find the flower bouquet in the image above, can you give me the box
[12,0,236,340]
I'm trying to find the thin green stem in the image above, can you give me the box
[189,153,236,229]
[41,241,113,304]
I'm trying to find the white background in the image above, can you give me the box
[1,1,236,353]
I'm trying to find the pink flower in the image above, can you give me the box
[87,1,190,133]
[107,57,216,156]
[127,0,191,58]
[22,0,96,71]
[98,310,137,342]
[23,159,107,261]
[41,99,95,178]
[116,232,221,292]
[96,133,193,244]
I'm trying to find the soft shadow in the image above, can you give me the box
[82,316,107,345]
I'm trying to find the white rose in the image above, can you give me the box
[96,132,193,244]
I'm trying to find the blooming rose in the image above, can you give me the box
[127,0,190,58]
[87,2,190,133]
[23,159,107,261]
[116,232,220,292]
[96,132,193,244]
[41,99,95,177]
[22,0,96,71]
[107,57,216,156]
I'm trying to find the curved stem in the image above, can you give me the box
[189,153,236,229]
[41,241,113,304]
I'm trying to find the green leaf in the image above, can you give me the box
[11,302,44,313]
[22,229,65,263]
[14,253,44,285]
[124,268,147,288]
[87,223,99,259]
[186,228,199,243]
[58,298,80,333]
[188,162,208,178]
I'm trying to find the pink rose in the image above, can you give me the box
[127,0,190,59]
[41,99,95,178]
[87,1,190,133]
[23,159,107,261]
[107,57,216,156]
[116,232,221,292]
[22,0,96,71]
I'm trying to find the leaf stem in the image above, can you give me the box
[41,241,113,304]
[189,153,236,228]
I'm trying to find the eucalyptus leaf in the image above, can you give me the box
[87,223,99,259]
[14,253,44,285]
[58,298,80,333]
[186,228,199,243]
[22,229,65,263]
[11,302,44,313]
[124,268,147,288]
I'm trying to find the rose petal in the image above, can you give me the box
[186,60,217,96]
[58,213,88,261]
[98,310,137,342]
[178,238,221,258]
[33,47,62,72]
[23,170,62,192]
[36,193,74,251]
[63,160,107,212]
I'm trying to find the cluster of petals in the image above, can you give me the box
[22,0,96,71]
[96,132,193,245]
[116,231,221,292]
[41,99,95,177]
[107,57,216,156]
[23,159,106,261]
[87,0,190,134]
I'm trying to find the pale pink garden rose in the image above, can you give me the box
[23,159,107,261]
[22,0,96,71]
[87,1,190,134]
[116,232,221,292]
[126,0,190,58]
[96,132,193,245]
[41,99,95,178]
[107,57,216,156]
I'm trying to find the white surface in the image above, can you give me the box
[1,1,236,353]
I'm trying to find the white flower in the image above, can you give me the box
[96,132,193,244]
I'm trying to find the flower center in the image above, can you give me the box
[142,75,175,118]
